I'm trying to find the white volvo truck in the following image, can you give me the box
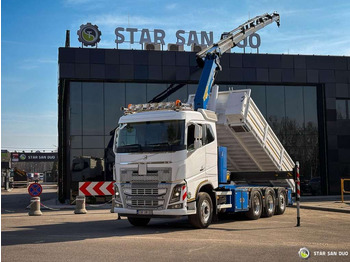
[113,12,296,228]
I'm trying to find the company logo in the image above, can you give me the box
[19,154,26,161]
[299,247,310,259]
[77,23,101,47]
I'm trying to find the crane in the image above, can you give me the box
[148,12,280,109]
[194,12,280,110]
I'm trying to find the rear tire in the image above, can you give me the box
[245,189,262,220]
[262,188,275,217]
[188,192,213,228]
[275,188,287,215]
[127,217,151,226]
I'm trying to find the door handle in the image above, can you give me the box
[200,166,204,172]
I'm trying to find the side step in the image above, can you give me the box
[217,204,232,209]
[215,191,233,210]
[215,191,232,196]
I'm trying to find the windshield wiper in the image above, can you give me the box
[146,142,172,152]
[119,144,143,151]
[147,142,171,147]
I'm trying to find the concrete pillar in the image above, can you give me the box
[110,196,115,213]
[74,196,87,214]
[29,197,42,216]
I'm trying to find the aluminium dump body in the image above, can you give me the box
[215,89,294,172]
[189,88,294,173]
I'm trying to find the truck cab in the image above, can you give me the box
[113,102,218,226]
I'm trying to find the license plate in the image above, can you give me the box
[137,210,153,215]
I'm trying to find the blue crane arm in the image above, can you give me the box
[194,12,280,111]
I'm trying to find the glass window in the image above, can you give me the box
[82,83,104,135]
[146,83,167,102]
[187,84,198,99]
[187,124,195,150]
[249,85,266,117]
[72,154,105,182]
[304,86,318,134]
[203,125,215,145]
[104,83,125,135]
[83,136,104,149]
[168,83,189,102]
[336,99,348,120]
[82,148,104,159]
[266,85,285,135]
[71,136,82,149]
[70,82,82,135]
[117,120,185,153]
[125,83,147,105]
[285,86,304,134]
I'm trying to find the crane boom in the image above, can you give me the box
[194,12,280,110]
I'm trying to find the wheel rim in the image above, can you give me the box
[267,194,274,212]
[279,193,285,210]
[253,195,261,215]
[201,199,211,223]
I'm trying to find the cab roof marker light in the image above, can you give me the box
[122,101,193,115]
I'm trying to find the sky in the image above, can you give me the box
[1,0,350,152]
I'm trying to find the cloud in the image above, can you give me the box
[165,3,177,10]
[63,0,100,5]
[93,15,161,27]
[17,57,57,71]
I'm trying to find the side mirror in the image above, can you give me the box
[194,140,202,149]
[194,124,202,139]
[113,127,120,154]
[194,124,203,149]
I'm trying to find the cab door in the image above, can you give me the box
[186,123,206,183]
[203,124,218,187]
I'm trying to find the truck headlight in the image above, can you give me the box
[169,184,183,204]
[114,184,121,203]
[168,203,183,209]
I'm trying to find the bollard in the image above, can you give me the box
[295,161,301,227]
[74,196,87,214]
[110,196,115,213]
[29,197,42,216]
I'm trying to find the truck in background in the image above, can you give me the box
[112,12,297,228]
[10,167,29,187]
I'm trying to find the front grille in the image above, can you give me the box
[130,199,163,207]
[132,188,159,195]
[121,182,170,210]
[120,168,171,182]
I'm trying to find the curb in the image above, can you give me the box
[290,205,350,214]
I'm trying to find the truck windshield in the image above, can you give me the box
[117,120,185,153]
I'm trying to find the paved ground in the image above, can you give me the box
[2,184,350,261]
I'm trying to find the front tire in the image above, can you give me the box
[188,192,213,228]
[127,217,151,227]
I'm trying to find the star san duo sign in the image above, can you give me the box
[77,23,261,49]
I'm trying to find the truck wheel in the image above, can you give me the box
[188,192,213,228]
[262,188,275,217]
[245,189,262,220]
[127,217,151,226]
[275,189,287,215]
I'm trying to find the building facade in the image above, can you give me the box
[58,47,350,202]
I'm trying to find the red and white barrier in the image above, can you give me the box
[79,181,114,196]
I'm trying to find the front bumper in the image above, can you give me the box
[114,207,192,216]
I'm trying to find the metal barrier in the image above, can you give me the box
[341,178,350,203]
